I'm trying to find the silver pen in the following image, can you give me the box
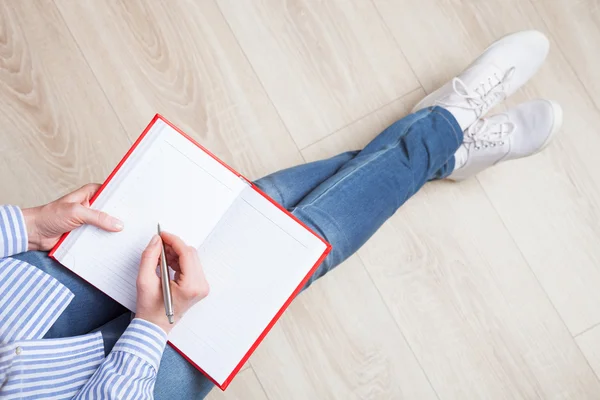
[158,223,174,324]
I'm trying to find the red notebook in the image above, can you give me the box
[50,115,331,390]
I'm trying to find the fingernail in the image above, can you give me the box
[150,235,160,246]
[113,219,124,231]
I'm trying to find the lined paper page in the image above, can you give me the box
[169,186,327,385]
[54,120,247,310]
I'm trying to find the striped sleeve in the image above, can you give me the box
[0,257,74,343]
[74,318,168,399]
[0,332,105,399]
[0,206,28,258]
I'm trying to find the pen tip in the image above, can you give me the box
[157,223,161,234]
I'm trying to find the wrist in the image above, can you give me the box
[22,207,42,251]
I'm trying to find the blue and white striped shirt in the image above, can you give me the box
[0,205,168,399]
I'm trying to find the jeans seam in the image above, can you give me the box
[304,145,404,207]
[296,203,352,254]
[257,179,286,208]
[271,182,286,208]
[302,110,435,208]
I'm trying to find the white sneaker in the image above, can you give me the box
[413,30,550,130]
[448,99,562,181]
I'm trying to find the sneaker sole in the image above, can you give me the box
[534,99,562,155]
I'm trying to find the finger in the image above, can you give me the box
[165,244,177,259]
[160,231,189,256]
[166,253,179,268]
[173,246,204,287]
[159,232,201,278]
[165,246,180,271]
[62,183,102,204]
[138,235,162,286]
[196,266,210,299]
[184,263,210,301]
[178,245,200,277]
[73,205,124,231]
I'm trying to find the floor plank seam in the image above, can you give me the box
[368,0,426,93]
[299,86,424,152]
[354,252,442,400]
[52,0,132,146]
[527,0,600,112]
[212,0,303,157]
[475,176,600,387]
[575,321,600,339]
[249,366,271,400]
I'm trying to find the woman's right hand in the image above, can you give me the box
[135,232,210,334]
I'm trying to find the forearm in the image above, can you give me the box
[21,206,45,251]
[74,318,167,399]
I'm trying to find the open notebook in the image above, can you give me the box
[49,115,330,390]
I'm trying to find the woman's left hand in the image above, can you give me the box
[22,183,124,251]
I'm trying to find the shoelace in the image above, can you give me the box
[438,67,515,120]
[465,114,516,150]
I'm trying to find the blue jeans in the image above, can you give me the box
[14,106,462,399]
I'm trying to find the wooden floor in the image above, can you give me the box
[1,1,600,398]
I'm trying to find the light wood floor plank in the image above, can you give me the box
[206,368,269,400]
[0,1,130,206]
[532,0,600,110]
[250,256,438,400]
[576,325,600,383]
[358,182,600,398]
[216,0,420,148]
[55,0,302,181]
[374,0,600,338]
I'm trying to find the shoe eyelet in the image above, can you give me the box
[484,145,489,148]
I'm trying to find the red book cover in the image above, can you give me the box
[49,114,331,390]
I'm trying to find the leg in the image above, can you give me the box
[254,151,357,209]
[12,251,127,338]
[253,119,454,211]
[93,312,132,355]
[287,107,463,288]
[153,346,214,399]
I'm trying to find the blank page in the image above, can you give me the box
[53,120,247,310]
[169,186,328,385]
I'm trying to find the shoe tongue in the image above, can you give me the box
[459,63,505,90]
[486,112,508,124]
[470,118,486,133]
[470,113,506,136]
